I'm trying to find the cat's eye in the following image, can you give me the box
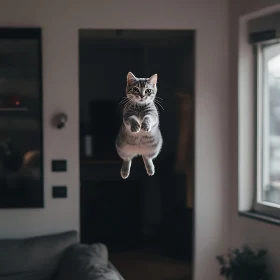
[132,87,139,93]
[145,89,153,94]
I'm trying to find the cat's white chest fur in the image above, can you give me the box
[123,128,160,156]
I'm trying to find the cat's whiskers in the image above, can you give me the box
[155,97,164,106]
[154,100,164,111]
[120,97,129,105]
[120,100,128,106]
[120,101,126,105]
[123,101,130,111]
[121,97,135,109]
[154,103,160,112]
[124,99,134,111]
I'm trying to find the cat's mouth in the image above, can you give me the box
[138,96,151,102]
[136,99,148,104]
[127,95,151,104]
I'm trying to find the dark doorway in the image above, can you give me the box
[79,29,195,280]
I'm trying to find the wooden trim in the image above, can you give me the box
[175,92,194,208]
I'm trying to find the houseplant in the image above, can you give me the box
[216,245,271,280]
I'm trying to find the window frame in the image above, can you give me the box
[253,40,280,219]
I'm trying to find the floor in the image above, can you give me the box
[109,249,192,280]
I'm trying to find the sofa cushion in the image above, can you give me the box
[56,243,122,280]
[0,230,78,280]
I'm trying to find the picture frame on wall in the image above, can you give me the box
[0,27,43,208]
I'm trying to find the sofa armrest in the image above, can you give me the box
[55,243,124,280]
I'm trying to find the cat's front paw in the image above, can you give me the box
[141,122,151,132]
[130,122,141,134]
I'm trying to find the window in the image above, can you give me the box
[255,41,280,218]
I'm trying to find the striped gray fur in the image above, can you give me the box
[116,72,163,179]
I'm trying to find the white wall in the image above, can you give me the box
[229,0,280,278]
[0,1,229,280]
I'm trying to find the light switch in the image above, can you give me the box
[52,186,67,198]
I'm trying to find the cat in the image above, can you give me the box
[116,72,163,179]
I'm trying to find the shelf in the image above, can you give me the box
[80,159,144,165]
[80,159,120,165]
[0,108,28,112]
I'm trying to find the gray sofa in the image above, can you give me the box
[0,230,125,280]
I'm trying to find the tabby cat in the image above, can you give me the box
[116,72,163,179]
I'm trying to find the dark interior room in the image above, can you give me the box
[79,29,195,280]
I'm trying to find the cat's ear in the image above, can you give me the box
[127,72,136,84]
[148,74,158,87]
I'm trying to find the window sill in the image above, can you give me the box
[239,211,280,226]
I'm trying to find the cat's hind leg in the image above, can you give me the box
[121,159,132,179]
[116,142,133,179]
[117,148,136,179]
[142,144,162,176]
[142,134,162,176]
[142,155,155,176]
